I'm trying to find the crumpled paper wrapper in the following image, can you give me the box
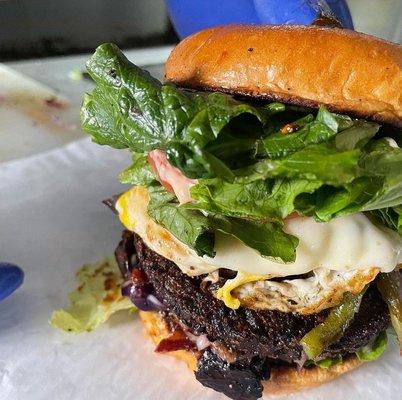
[0,138,400,400]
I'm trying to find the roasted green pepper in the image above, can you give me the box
[301,290,365,359]
[377,271,402,354]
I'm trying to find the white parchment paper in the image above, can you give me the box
[0,138,400,400]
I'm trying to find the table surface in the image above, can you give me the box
[1,46,170,163]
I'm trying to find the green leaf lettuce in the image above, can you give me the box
[50,258,135,333]
[356,331,388,361]
[81,43,402,262]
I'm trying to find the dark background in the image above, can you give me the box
[0,0,178,61]
[1,1,400,61]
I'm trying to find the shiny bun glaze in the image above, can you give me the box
[140,310,361,396]
[165,25,402,128]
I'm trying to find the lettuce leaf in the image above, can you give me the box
[148,187,298,261]
[361,140,402,210]
[356,331,388,361]
[189,178,322,220]
[119,153,156,186]
[50,258,135,333]
[261,107,339,158]
[238,143,360,185]
[147,188,215,257]
[190,138,402,224]
[305,355,343,369]
[81,44,402,261]
[82,43,267,179]
[210,216,298,262]
[306,331,387,368]
[334,120,378,150]
[371,206,402,234]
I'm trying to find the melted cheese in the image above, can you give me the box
[116,186,402,279]
[205,214,402,276]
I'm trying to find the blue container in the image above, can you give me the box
[0,263,24,302]
[165,0,354,38]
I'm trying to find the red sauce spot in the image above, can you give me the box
[131,268,147,285]
[155,330,196,353]
[45,97,65,109]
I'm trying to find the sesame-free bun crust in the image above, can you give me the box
[139,311,361,396]
[165,25,402,128]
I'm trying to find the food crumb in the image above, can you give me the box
[68,68,84,81]
[280,123,299,135]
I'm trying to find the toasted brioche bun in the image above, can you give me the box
[165,25,402,128]
[139,310,361,396]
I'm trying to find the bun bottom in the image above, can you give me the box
[139,311,362,396]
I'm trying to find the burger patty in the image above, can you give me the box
[118,231,389,364]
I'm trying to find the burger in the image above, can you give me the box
[81,25,402,400]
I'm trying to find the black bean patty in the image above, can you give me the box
[117,230,389,365]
